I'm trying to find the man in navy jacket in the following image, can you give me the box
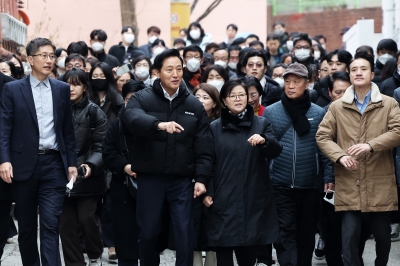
[0,38,77,266]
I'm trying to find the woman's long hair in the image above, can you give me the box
[89,62,121,107]
[193,83,222,121]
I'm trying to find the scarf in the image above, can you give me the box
[281,89,311,136]
[183,67,202,88]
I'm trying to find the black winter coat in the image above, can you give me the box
[121,79,213,183]
[67,96,108,197]
[310,76,331,107]
[261,75,283,107]
[380,70,400,97]
[0,73,14,202]
[372,60,384,88]
[93,51,120,68]
[108,43,141,65]
[102,119,140,260]
[207,106,282,247]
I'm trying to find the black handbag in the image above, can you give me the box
[119,120,137,198]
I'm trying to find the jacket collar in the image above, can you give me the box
[152,79,190,102]
[72,95,89,110]
[342,82,382,104]
[221,105,254,131]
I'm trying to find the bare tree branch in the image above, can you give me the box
[119,0,139,47]
[191,0,199,13]
[196,0,223,23]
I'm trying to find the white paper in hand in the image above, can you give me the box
[67,175,75,190]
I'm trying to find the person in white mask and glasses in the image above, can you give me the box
[89,29,120,68]
[372,38,398,88]
[212,48,237,79]
[183,45,204,93]
[138,26,161,58]
[109,26,141,65]
[291,33,315,69]
[131,55,152,86]
[185,22,213,52]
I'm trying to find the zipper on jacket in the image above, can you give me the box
[291,129,296,188]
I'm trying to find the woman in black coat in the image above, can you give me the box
[102,80,146,266]
[204,79,282,266]
[59,69,109,266]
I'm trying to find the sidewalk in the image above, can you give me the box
[1,219,400,265]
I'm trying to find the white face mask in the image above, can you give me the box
[321,44,326,50]
[135,67,149,80]
[57,57,66,69]
[228,61,237,70]
[378,53,394,65]
[149,35,158,44]
[150,77,157,86]
[153,47,165,57]
[295,49,310,61]
[314,51,321,60]
[123,33,135,44]
[274,29,284,36]
[190,29,201,40]
[207,80,224,92]
[308,83,314,90]
[286,40,294,51]
[186,58,201,72]
[2,72,11,76]
[273,77,284,88]
[92,42,104,52]
[215,60,227,69]
[239,45,247,49]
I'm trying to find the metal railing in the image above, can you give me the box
[268,0,381,15]
[1,12,27,46]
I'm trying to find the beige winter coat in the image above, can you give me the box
[316,82,400,212]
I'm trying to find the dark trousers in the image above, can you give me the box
[59,196,103,266]
[256,244,274,265]
[101,190,115,247]
[136,174,193,266]
[12,153,66,266]
[342,211,391,266]
[273,187,319,266]
[216,246,259,266]
[322,197,343,266]
[0,200,12,259]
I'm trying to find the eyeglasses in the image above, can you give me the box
[135,63,150,68]
[66,64,83,69]
[249,92,259,99]
[247,62,264,69]
[31,54,56,60]
[294,45,310,50]
[185,56,201,60]
[272,74,283,79]
[228,93,246,101]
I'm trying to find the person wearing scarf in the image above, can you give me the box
[183,45,204,93]
[263,63,334,266]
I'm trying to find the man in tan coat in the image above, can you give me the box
[316,52,400,266]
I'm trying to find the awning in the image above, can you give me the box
[18,10,30,26]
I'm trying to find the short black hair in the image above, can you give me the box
[273,21,285,29]
[212,48,228,56]
[246,34,259,41]
[231,37,246,46]
[267,34,280,42]
[67,41,89,57]
[63,68,90,92]
[201,53,214,69]
[314,34,327,43]
[228,45,241,54]
[249,40,265,50]
[173,38,186,46]
[242,76,263,95]
[0,60,17,78]
[220,79,247,104]
[226,24,238,31]
[65,53,86,67]
[353,52,375,72]
[121,26,134,34]
[272,63,288,72]
[356,45,374,56]
[236,47,256,77]
[377,38,398,53]
[293,32,312,47]
[132,55,151,69]
[327,71,351,92]
[90,29,108,42]
[326,49,353,72]
[200,65,229,83]
[187,22,205,42]
[151,39,166,48]
[122,80,146,99]
[183,45,203,59]
[147,26,161,35]
[153,49,183,72]
[241,50,268,67]
[205,43,220,53]
[26,38,56,56]
[55,48,67,58]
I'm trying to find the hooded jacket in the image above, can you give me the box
[121,79,213,183]
[316,83,400,212]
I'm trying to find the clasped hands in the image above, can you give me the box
[339,143,371,170]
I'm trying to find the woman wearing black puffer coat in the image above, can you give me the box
[59,68,109,266]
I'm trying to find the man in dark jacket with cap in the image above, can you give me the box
[121,49,213,266]
[264,63,333,266]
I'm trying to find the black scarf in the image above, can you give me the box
[281,90,311,136]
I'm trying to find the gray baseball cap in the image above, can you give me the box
[282,62,309,79]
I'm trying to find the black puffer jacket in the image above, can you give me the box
[310,76,331,107]
[380,70,400,97]
[68,96,109,197]
[121,79,213,184]
[261,75,283,107]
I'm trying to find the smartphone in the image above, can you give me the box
[116,63,133,76]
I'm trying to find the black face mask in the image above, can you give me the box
[91,79,108,92]
[15,67,22,75]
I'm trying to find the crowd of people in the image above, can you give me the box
[0,20,400,266]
